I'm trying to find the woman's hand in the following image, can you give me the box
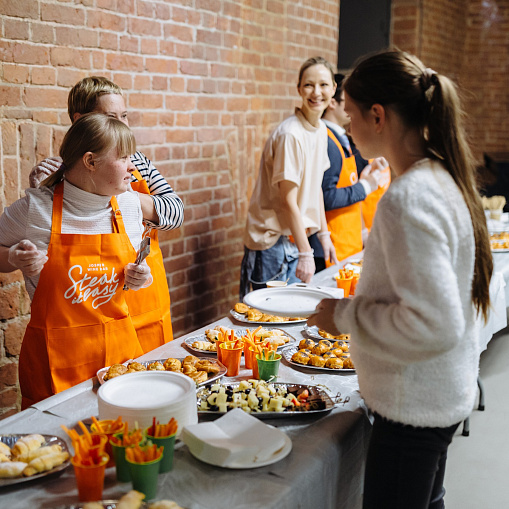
[319,232,339,265]
[296,252,315,283]
[124,260,153,291]
[29,157,63,188]
[307,298,341,335]
[8,240,48,276]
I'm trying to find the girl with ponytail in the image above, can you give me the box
[309,50,492,508]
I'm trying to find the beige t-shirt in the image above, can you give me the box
[244,108,330,250]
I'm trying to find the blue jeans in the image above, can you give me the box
[363,413,460,509]
[239,236,300,299]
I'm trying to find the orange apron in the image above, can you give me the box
[362,162,391,231]
[126,170,173,352]
[19,182,143,408]
[325,128,363,264]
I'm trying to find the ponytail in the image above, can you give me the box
[345,50,492,320]
[40,166,65,188]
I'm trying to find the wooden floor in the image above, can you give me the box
[444,324,509,507]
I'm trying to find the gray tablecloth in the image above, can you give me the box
[0,316,369,509]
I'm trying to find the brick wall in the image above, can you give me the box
[0,0,339,416]
[391,0,509,158]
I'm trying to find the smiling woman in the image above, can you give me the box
[240,57,339,298]
[0,113,151,408]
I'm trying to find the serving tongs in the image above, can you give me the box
[123,236,151,290]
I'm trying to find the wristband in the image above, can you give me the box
[298,250,314,257]
[317,231,331,238]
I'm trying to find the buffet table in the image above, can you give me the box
[0,316,370,509]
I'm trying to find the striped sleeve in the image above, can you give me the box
[130,151,184,231]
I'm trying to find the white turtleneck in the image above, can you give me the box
[0,180,144,299]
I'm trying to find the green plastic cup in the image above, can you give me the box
[146,432,176,473]
[110,433,138,483]
[256,353,281,381]
[126,455,162,500]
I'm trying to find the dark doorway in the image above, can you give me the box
[338,0,392,71]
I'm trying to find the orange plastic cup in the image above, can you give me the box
[350,274,360,296]
[72,453,109,502]
[91,420,119,467]
[336,276,353,297]
[219,343,243,376]
[216,341,225,364]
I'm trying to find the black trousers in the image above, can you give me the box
[363,413,460,509]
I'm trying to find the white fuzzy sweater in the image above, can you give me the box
[333,159,480,427]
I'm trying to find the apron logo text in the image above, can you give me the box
[64,265,120,309]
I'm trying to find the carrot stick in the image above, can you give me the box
[91,416,104,433]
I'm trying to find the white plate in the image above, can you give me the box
[243,286,336,318]
[282,346,355,373]
[96,358,226,386]
[492,248,509,253]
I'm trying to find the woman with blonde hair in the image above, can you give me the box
[0,113,151,407]
[29,76,184,352]
[240,56,339,297]
[309,50,492,508]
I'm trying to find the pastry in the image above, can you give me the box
[103,363,128,380]
[333,341,349,351]
[192,340,216,352]
[331,348,345,358]
[338,334,351,341]
[318,329,339,340]
[318,339,333,349]
[15,444,62,463]
[205,328,221,342]
[291,351,311,365]
[0,442,11,461]
[0,461,27,478]
[343,358,355,369]
[115,489,146,509]
[308,355,326,367]
[147,361,165,371]
[299,338,315,350]
[246,309,263,321]
[182,364,197,375]
[325,357,344,369]
[312,343,330,356]
[163,358,181,371]
[323,351,336,359]
[126,362,146,372]
[23,451,69,476]
[188,370,208,384]
[234,302,249,314]
[11,434,45,457]
[195,360,220,375]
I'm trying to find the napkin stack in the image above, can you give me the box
[182,409,289,468]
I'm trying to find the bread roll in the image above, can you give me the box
[22,451,69,476]
[11,434,45,457]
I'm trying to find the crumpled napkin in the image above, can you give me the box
[181,408,288,468]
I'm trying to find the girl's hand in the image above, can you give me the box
[8,240,48,276]
[319,232,338,265]
[29,157,63,188]
[124,260,152,290]
[307,298,341,335]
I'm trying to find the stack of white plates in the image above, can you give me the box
[97,371,197,436]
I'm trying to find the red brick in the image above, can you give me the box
[129,93,163,109]
[0,286,22,320]
[50,47,91,68]
[4,316,29,356]
[166,95,196,111]
[41,3,86,25]
[180,60,208,76]
[23,88,68,109]
[106,53,144,72]
[31,67,57,86]
[0,0,38,18]
[88,10,126,31]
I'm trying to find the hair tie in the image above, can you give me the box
[420,68,438,91]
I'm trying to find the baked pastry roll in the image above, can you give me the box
[193,340,216,352]
[343,358,355,369]
[312,343,330,356]
[11,434,45,457]
[147,362,165,371]
[126,362,146,372]
[291,351,310,365]
[325,357,344,369]
[188,370,208,384]
[338,334,351,341]
[323,351,336,359]
[332,341,349,351]
[103,363,128,380]
[195,360,220,375]
[246,309,263,321]
[163,358,181,372]
[23,451,69,476]
[16,444,62,463]
[234,302,249,314]
[308,355,326,367]
[331,348,345,358]
[0,461,27,478]
[299,338,315,350]
[0,442,11,461]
